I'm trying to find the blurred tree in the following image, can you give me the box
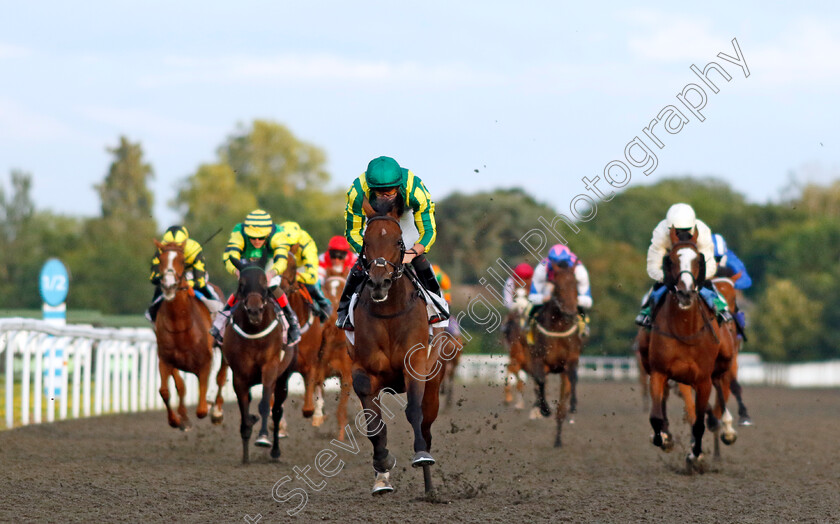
[69,136,157,314]
[173,120,344,290]
[752,279,823,361]
[0,171,36,307]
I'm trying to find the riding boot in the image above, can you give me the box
[209,303,232,345]
[336,264,366,331]
[145,288,164,323]
[305,283,333,322]
[279,302,302,345]
[411,255,442,297]
[699,283,732,323]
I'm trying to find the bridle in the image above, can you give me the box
[360,216,406,282]
[159,245,190,294]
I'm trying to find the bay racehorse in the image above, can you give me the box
[529,260,582,448]
[713,276,752,426]
[152,240,227,430]
[223,258,297,463]
[313,269,354,441]
[351,202,442,495]
[641,229,735,471]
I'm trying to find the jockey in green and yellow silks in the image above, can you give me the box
[146,225,221,322]
[268,221,333,322]
[336,156,448,330]
[209,209,302,345]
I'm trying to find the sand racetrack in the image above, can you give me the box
[1,380,838,523]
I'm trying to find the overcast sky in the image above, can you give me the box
[1,1,838,227]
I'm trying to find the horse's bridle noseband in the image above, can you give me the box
[360,216,406,281]
[160,246,190,292]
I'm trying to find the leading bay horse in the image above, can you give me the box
[641,229,735,471]
[529,260,582,448]
[351,204,442,495]
[153,240,227,430]
[223,258,297,463]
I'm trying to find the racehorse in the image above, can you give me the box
[313,270,354,441]
[438,319,464,411]
[279,247,325,427]
[222,258,297,463]
[503,287,532,410]
[713,276,752,426]
[152,240,227,430]
[528,260,582,448]
[641,229,736,471]
[351,201,442,495]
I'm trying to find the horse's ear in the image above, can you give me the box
[691,227,698,244]
[230,257,244,272]
[697,253,707,283]
[662,255,675,287]
[154,238,163,249]
[668,226,679,246]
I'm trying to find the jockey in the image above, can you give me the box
[503,262,534,311]
[318,235,358,281]
[712,233,751,334]
[146,225,221,322]
[209,209,301,345]
[634,203,732,328]
[336,156,448,330]
[271,221,333,322]
[528,244,593,336]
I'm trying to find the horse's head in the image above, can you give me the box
[155,239,186,301]
[361,215,405,303]
[231,258,271,325]
[278,246,299,297]
[548,260,579,316]
[666,227,701,308]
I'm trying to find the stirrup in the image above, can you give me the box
[635,314,651,328]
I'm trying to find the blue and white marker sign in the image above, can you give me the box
[40,258,69,307]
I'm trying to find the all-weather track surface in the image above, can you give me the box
[1,381,838,523]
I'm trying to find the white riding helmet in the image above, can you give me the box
[666,203,696,230]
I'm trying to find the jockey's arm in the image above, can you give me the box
[646,220,670,281]
[295,231,320,285]
[409,175,437,253]
[528,262,549,304]
[150,249,162,285]
[574,263,593,309]
[184,239,207,288]
[694,220,717,281]
[502,277,515,309]
[344,178,367,254]
[223,228,246,275]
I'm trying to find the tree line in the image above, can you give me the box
[1,119,836,362]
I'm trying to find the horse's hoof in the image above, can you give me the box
[168,419,181,429]
[686,452,705,473]
[662,433,674,452]
[210,411,224,425]
[539,406,551,418]
[412,451,435,468]
[570,406,577,414]
[528,407,541,420]
[374,454,397,473]
[721,432,737,446]
[739,417,753,427]
[371,472,393,495]
[514,399,525,410]
[302,409,315,419]
[554,438,562,448]
[651,433,663,448]
[254,433,272,447]
[270,447,281,459]
[312,415,325,427]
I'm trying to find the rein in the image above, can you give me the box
[365,290,421,319]
[535,293,578,338]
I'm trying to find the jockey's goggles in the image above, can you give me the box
[329,249,347,259]
[373,187,398,197]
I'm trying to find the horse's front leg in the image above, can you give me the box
[555,371,572,448]
[271,362,294,459]
[530,351,550,419]
[568,364,578,415]
[405,375,433,465]
[171,369,190,430]
[688,378,713,471]
[158,361,180,429]
[233,376,257,464]
[352,369,394,494]
[649,371,669,449]
[256,364,281,449]
[211,356,228,424]
[195,360,211,419]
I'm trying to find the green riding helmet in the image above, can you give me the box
[366,156,404,189]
